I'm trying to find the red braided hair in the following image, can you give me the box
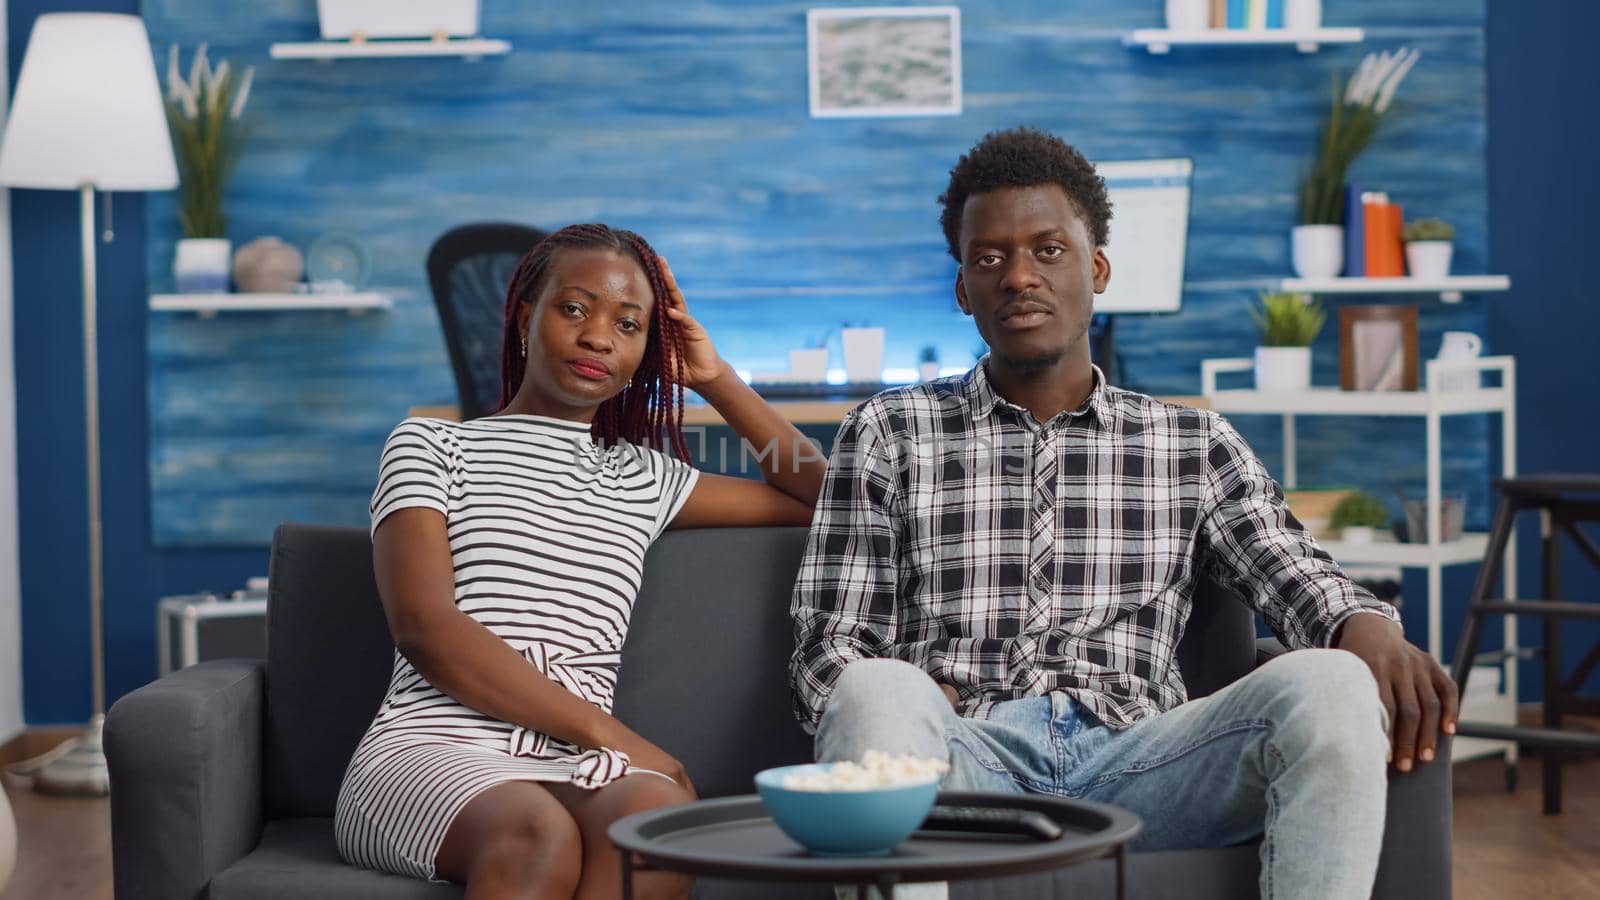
[497,224,689,459]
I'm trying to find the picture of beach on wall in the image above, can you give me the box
[807,6,962,118]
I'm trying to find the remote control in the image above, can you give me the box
[917,805,1065,841]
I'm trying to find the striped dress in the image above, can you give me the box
[334,414,699,882]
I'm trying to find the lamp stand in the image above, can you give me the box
[33,184,109,796]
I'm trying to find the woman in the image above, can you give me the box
[335,224,827,899]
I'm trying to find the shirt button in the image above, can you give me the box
[1032,573,1050,592]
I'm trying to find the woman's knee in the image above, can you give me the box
[594,774,696,824]
[437,783,583,891]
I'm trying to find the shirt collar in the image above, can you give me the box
[961,356,1111,429]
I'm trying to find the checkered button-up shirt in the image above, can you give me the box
[790,361,1399,732]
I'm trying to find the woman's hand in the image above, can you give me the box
[611,731,696,794]
[658,256,727,390]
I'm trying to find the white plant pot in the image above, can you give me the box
[1284,0,1323,30]
[1291,225,1344,279]
[789,348,828,382]
[1254,346,1312,392]
[317,0,479,39]
[1406,241,1454,280]
[918,361,941,382]
[1340,525,1376,544]
[1164,0,1211,32]
[841,327,886,383]
[174,238,232,294]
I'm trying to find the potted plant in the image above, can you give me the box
[1294,47,1420,279]
[918,345,940,382]
[1329,489,1391,543]
[1249,291,1325,392]
[164,45,254,293]
[1403,217,1455,280]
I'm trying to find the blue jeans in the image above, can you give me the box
[816,651,1389,900]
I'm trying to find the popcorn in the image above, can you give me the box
[782,750,950,791]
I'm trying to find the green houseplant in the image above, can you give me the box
[1293,47,1421,279]
[164,45,254,292]
[1403,217,1455,279]
[1330,489,1391,543]
[1249,292,1325,392]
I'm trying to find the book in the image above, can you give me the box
[1344,183,1366,276]
[1247,0,1269,30]
[1227,0,1247,28]
[1212,0,1228,29]
[1267,0,1286,28]
[1363,195,1406,277]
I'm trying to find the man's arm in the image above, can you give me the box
[789,409,902,733]
[1199,412,1458,773]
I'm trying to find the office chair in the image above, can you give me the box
[425,223,548,420]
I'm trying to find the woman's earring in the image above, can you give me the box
[520,335,527,358]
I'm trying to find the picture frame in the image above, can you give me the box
[807,6,962,118]
[1340,304,1419,391]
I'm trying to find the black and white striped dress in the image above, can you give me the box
[334,414,699,882]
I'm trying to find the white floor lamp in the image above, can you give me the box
[0,13,176,795]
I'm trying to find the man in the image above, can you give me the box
[789,127,1456,899]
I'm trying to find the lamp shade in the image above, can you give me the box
[0,13,177,191]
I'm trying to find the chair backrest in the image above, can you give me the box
[425,223,548,420]
[262,523,1256,818]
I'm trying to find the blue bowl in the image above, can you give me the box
[755,763,940,856]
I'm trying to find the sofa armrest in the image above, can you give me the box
[105,658,266,900]
[1372,734,1453,900]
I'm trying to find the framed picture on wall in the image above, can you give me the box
[807,6,962,118]
[1340,305,1419,391]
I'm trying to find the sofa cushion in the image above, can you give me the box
[262,524,1256,818]
[613,527,816,798]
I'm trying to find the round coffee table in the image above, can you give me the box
[609,790,1142,900]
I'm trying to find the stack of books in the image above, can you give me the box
[1208,0,1287,30]
[1342,186,1406,278]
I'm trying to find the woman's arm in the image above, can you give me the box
[658,258,827,528]
[374,507,691,784]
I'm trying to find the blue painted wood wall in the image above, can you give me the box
[142,0,1497,547]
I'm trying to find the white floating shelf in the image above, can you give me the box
[1124,27,1364,54]
[1279,275,1511,302]
[269,38,510,61]
[1205,386,1512,417]
[1323,532,1489,568]
[150,292,393,316]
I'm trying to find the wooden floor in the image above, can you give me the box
[3,753,1598,898]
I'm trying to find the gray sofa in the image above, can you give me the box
[106,523,1451,899]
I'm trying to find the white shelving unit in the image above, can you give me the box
[1124,27,1364,54]
[269,38,510,61]
[1280,274,1512,303]
[150,292,393,317]
[1202,355,1520,766]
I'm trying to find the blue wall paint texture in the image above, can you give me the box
[9,0,1579,723]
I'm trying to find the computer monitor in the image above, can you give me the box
[1092,158,1193,314]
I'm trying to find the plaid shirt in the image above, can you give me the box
[790,361,1399,732]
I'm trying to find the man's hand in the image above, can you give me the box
[1335,612,1458,773]
[939,684,961,712]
